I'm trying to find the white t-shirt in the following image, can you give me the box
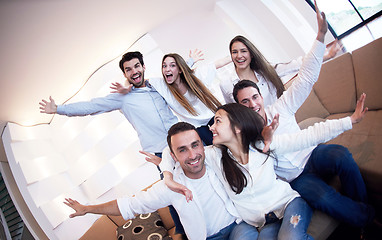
[188,170,236,236]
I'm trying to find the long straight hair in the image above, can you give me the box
[229,35,285,98]
[162,53,222,116]
[217,103,271,194]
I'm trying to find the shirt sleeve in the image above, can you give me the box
[194,62,218,88]
[273,56,303,80]
[56,94,123,117]
[271,117,352,154]
[117,181,172,220]
[271,40,325,115]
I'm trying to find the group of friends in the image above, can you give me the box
[39,2,375,239]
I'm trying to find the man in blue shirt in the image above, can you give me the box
[39,51,178,155]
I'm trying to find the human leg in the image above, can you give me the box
[291,144,375,227]
[258,221,280,240]
[277,197,313,240]
[228,221,259,240]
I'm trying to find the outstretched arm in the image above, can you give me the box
[64,198,120,218]
[39,96,57,114]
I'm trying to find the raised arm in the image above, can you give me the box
[64,198,120,218]
[315,0,327,43]
[39,96,57,114]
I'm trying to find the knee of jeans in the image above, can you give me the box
[289,214,301,228]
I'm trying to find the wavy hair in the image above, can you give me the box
[162,53,222,115]
[230,35,285,98]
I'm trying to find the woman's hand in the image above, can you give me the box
[163,172,193,202]
[262,114,279,153]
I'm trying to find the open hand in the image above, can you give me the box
[189,49,205,64]
[110,82,133,94]
[39,96,57,114]
[139,151,162,166]
[64,198,87,218]
[262,113,279,153]
[351,93,368,124]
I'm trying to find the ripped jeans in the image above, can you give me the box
[258,197,313,240]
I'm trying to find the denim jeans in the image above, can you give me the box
[207,221,259,240]
[290,144,375,227]
[258,197,313,240]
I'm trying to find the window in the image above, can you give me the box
[307,0,382,39]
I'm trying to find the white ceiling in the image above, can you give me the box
[0,0,217,128]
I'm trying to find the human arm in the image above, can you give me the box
[39,96,57,114]
[53,94,122,117]
[160,147,193,201]
[214,56,232,69]
[64,198,121,218]
[272,94,367,154]
[110,82,133,95]
[163,172,193,202]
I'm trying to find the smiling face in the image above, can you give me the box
[162,56,182,85]
[210,109,239,146]
[123,58,146,88]
[231,41,252,71]
[236,86,266,120]
[170,130,206,179]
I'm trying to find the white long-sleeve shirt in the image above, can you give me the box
[117,165,241,240]
[264,40,331,181]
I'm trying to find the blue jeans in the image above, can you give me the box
[207,221,259,240]
[290,144,374,227]
[258,197,313,240]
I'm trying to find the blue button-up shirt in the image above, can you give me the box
[57,80,178,152]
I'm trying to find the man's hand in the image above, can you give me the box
[189,49,205,64]
[39,96,57,114]
[110,82,133,94]
[262,114,279,153]
[351,93,368,124]
[64,198,87,218]
[315,0,328,43]
[139,151,162,166]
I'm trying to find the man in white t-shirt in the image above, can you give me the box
[64,122,259,240]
